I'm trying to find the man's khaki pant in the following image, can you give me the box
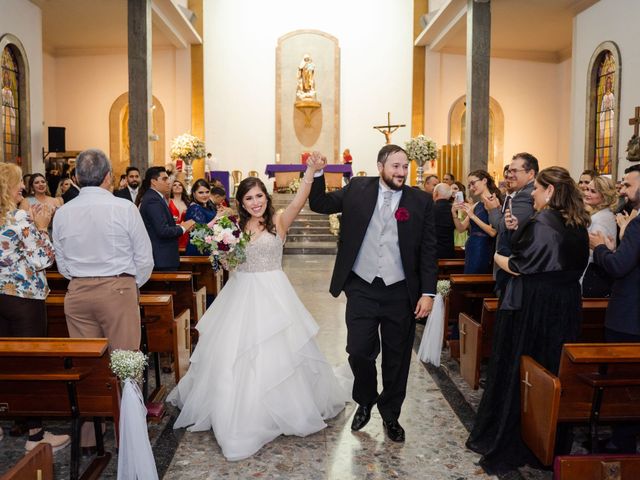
[64,276,141,446]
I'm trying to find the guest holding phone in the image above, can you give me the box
[452,170,500,273]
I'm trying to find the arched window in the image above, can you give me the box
[0,34,30,169]
[1,46,20,164]
[585,42,621,179]
[594,52,616,174]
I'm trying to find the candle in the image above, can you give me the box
[275,153,281,164]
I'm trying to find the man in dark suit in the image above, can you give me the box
[432,182,455,259]
[114,166,140,203]
[309,144,437,442]
[61,168,80,203]
[139,167,195,270]
[486,152,538,296]
[590,164,640,452]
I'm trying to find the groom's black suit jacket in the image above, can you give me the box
[139,189,183,270]
[309,175,438,307]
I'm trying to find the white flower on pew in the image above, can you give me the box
[110,350,158,480]
[109,350,147,382]
[437,279,451,298]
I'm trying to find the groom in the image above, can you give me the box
[309,144,437,442]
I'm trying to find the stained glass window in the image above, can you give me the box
[594,51,616,175]
[2,46,20,165]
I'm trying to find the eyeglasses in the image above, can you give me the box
[468,179,480,187]
[507,168,528,175]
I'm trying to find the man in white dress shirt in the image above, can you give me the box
[53,149,154,351]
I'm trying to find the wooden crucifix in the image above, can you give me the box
[373,112,406,145]
[627,107,640,162]
[629,106,640,136]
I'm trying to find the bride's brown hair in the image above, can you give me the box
[235,177,276,234]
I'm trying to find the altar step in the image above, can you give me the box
[271,193,338,255]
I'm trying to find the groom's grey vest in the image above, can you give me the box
[352,197,405,285]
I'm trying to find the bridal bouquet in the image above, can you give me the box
[190,215,251,271]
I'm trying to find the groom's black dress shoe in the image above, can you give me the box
[351,404,374,431]
[383,420,405,442]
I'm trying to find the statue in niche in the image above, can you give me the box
[296,54,317,102]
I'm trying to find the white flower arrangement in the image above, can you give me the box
[110,350,148,382]
[329,213,340,237]
[329,214,340,236]
[169,133,206,163]
[405,135,438,167]
[437,279,451,297]
[288,178,301,193]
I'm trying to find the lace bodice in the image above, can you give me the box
[236,232,283,273]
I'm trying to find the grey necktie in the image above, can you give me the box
[381,190,393,221]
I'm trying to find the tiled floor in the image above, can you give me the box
[0,255,555,479]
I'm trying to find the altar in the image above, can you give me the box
[264,164,353,178]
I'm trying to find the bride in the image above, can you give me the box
[167,153,350,461]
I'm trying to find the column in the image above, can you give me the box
[127,0,153,172]
[465,0,491,173]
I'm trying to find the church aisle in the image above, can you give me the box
[162,255,495,480]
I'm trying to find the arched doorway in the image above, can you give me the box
[448,95,504,179]
[109,92,165,179]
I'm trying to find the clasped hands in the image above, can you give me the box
[305,151,328,173]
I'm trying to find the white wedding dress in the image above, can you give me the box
[167,232,350,461]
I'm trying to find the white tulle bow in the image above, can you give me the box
[117,379,158,480]
[417,293,445,367]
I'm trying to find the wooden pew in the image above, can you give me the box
[180,256,224,298]
[445,274,496,358]
[140,272,206,326]
[520,343,640,466]
[459,298,610,390]
[437,259,465,280]
[46,271,205,325]
[0,443,54,480]
[0,338,120,480]
[45,294,190,397]
[553,454,640,479]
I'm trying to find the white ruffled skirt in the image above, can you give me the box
[166,269,351,461]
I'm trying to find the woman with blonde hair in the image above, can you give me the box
[582,176,617,297]
[467,167,590,473]
[0,163,70,452]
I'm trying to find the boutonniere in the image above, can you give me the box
[395,207,410,222]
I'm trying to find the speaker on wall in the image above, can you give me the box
[48,127,66,153]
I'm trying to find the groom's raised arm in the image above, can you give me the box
[308,173,347,215]
[419,195,438,296]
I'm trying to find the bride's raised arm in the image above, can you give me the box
[276,152,327,235]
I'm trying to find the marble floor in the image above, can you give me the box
[0,255,555,479]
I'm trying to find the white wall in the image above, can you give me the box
[571,0,640,179]
[203,0,414,182]
[0,0,44,173]
[43,47,191,164]
[424,51,572,173]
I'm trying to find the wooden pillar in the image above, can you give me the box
[189,0,205,180]
[410,0,428,186]
[127,0,153,172]
[465,0,491,173]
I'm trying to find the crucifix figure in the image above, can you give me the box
[629,107,640,136]
[373,112,406,144]
[626,106,640,162]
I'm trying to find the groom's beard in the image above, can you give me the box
[380,171,406,191]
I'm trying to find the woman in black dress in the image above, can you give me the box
[466,166,590,474]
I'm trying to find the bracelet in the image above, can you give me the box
[302,177,314,185]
